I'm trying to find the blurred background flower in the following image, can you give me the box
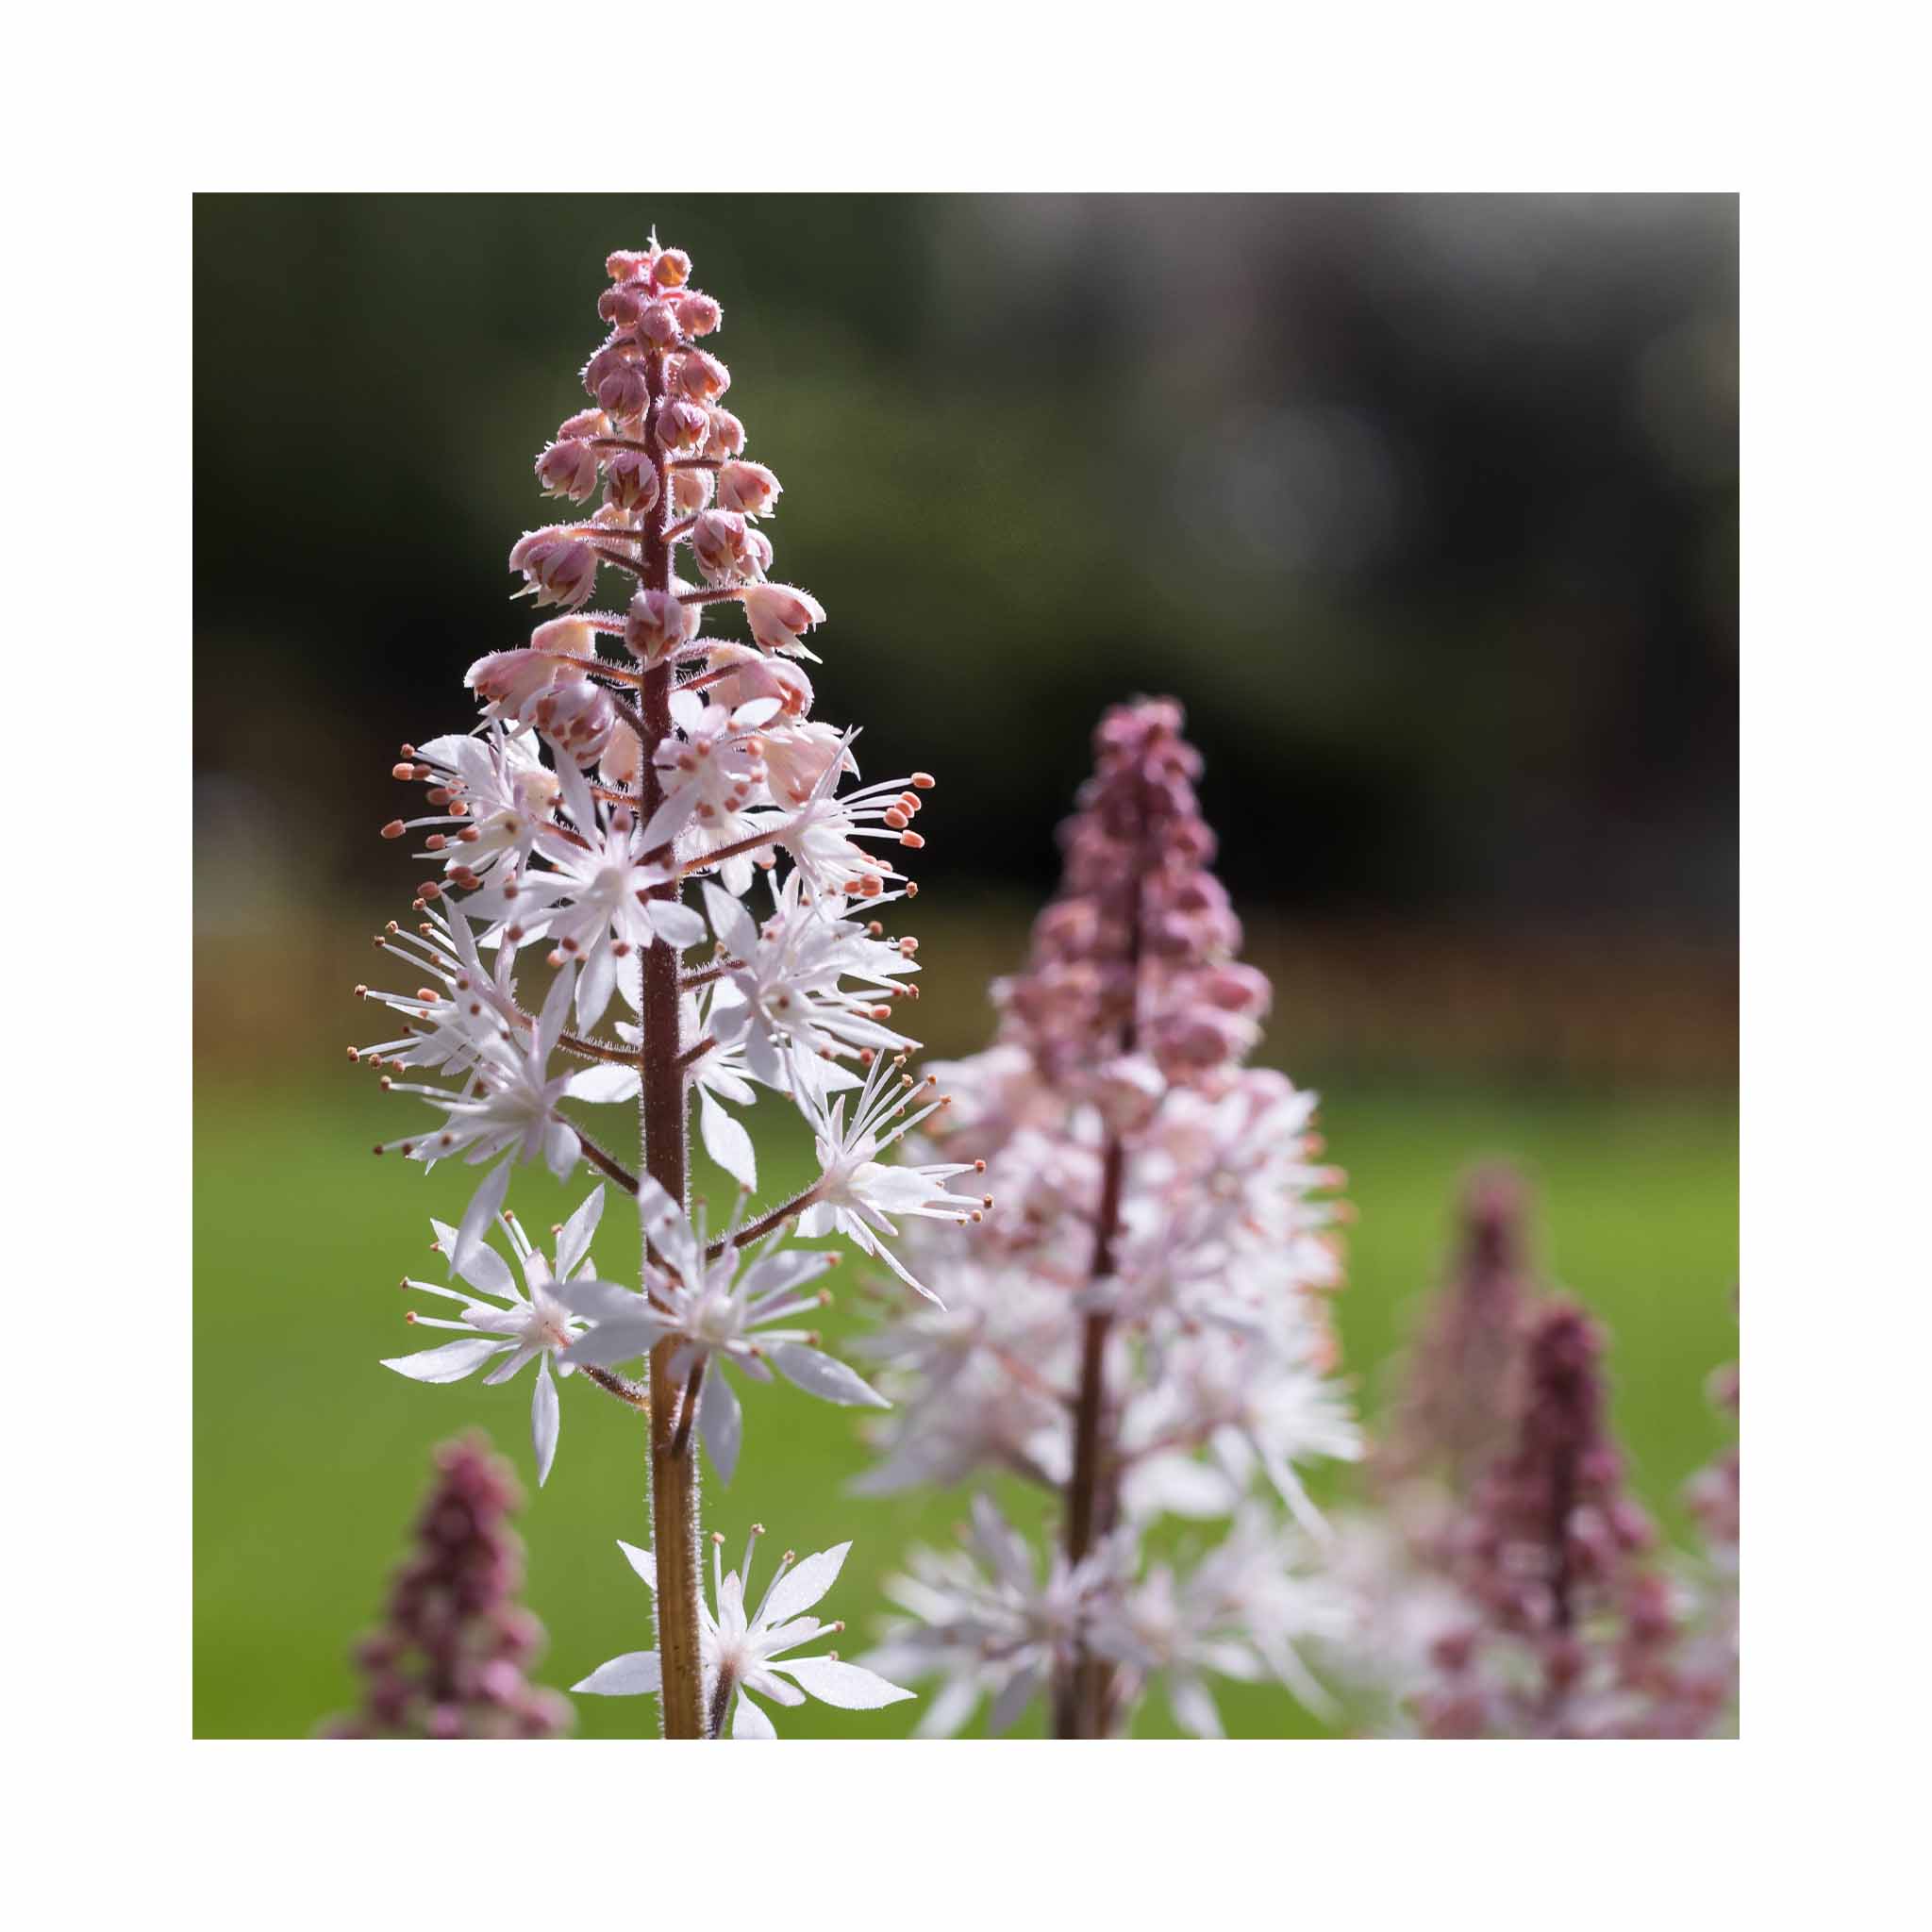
[193,192,1736,1737]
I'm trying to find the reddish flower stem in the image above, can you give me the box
[634,343,707,1740]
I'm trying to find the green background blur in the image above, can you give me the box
[193,194,1737,1738]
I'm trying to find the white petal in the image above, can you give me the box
[561,1319,660,1370]
[554,1185,607,1279]
[646,900,707,950]
[768,1342,889,1409]
[565,1062,640,1106]
[698,1370,742,1486]
[701,881,758,959]
[617,1541,658,1591]
[453,1238,516,1304]
[531,1357,561,1486]
[730,695,782,730]
[538,960,577,1060]
[1169,1674,1224,1740]
[452,1161,510,1280]
[730,1690,777,1740]
[575,941,616,1033]
[774,1655,914,1710]
[759,1541,849,1624]
[698,1088,758,1192]
[987,1666,1039,1737]
[380,1337,507,1383]
[572,1650,663,1696]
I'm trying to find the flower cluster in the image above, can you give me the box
[351,239,958,1738]
[1408,1303,1726,1739]
[858,699,1358,1737]
[320,1433,573,1740]
[575,1526,912,1739]
[1331,1179,1737,1738]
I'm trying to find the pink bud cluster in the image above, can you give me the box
[997,698,1267,1095]
[1414,1306,1717,1739]
[321,1433,573,1740]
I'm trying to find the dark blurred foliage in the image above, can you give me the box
[194,192,1735,950]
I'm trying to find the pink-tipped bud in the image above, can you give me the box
[528,616,596,663]
[466,647,566,711]
[744,528,774,576]
[535,440,600,502]
[534,678,617,765]
[508,529,598,608]
[675,291,722,337]
[599,718,642,789]
[672,466,715,514]
[704,409,747,459]
[674,350,730,403]
[717,460,781,518]
[625,588,699,665]
[594,358,649,420]
[705,641,815,719]
[599,282,646,329]
[639,302,682,348]
[761,720,851,807]
[607,249,652,282]
[655,398,709,455]
[741,582,826,654]
[691,509,757,585]
[652,248,692,290]
[604,449,661,515]
[558,408,609,441]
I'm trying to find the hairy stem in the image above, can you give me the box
[635,344,707,1740]
[1053,824,1147,1741]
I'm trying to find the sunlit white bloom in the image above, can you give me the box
[700,877,919,1097]
[394,725,561,884]
[559,1179,887,1483]
[374,961,592,1203]
[796,1052,985,1302]
[382,1186,622,1484]
[573,1529,913,1738]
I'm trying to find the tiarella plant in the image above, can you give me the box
[856,699,1360,1738]
[356,238,957,1737]
[321,1434,573,1740]
[1331,1181,1738,1738]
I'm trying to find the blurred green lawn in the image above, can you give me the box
[194,1073,1736,1739]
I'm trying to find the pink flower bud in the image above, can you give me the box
[717,460,781,517]
[558,408,609,441]
[594,358,649,420]
[534,677,616,764]
[535,440,600,502]
[675,291,722,336]
[655,398,709,455]
[652,248,692,290]
[761,720,851,806]
[466,648,565,711]
[624,588,698,664]
[691,509,756,585]
[508,529,598,608]
[674,350,730,403]
[606,249,652,282]
[528,616,596,661]
[598,718,642,789]
[704,409,747,459]
[704,641,815,718]
[671,466,715,514]
[639,302,682,348]
[604,448,661,515]
[741,582,826,654]
[599,282,646,328]
[744,528,774,576]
